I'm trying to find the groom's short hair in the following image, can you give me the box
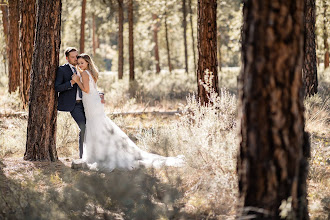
[65,47,78,57]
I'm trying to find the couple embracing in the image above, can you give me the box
[55,47,184,171]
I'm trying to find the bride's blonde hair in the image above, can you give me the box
[77,53,99,82]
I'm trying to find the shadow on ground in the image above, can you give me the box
[0,158,200,220]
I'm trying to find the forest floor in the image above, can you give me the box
[0,68,329,219]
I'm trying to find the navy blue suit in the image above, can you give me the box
[55,63,86,158]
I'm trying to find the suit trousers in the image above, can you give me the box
[70,102,86,158]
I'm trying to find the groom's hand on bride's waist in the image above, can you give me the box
[99,92,105,104]
[72,74,80,82]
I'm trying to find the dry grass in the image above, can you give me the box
[0,67,329,219]
[304,68,330,220]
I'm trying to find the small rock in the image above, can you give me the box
[71,159,88,169]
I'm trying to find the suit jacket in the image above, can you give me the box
[55,63,78,111]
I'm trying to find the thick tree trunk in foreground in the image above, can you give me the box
[117,0,124,79]
[24,0,61,162]
[303,0,317,97]
[8,0,20,93]
[153,13,160,74]
[238,0,310,219]
[128,0,134,81]
[80,0,86,53]
[197,0,219,105]
[20,0,36,108]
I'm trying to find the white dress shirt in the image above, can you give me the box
[68,63,82,101]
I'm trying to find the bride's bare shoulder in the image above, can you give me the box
[81,71,89,78]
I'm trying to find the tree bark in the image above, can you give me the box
[92,13,96,56]
[0,4,9,76]
[80,0,86,53]
[8,0,20,93]
[164,0,172,73]
[189,0,196,72]
[323,0,329,68]
[128,0,134,81]
[20,0,36,108]
[303,0,317,97]
[152,13,160,74]
[0,4,9,41]
[24,0,61,162]
[238,1,310,219]
[117,0,124,79]
[217,31,221,72]
[197,0,219,105]
[183,0,188,73]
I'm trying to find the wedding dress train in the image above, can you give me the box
[81,70,184,171]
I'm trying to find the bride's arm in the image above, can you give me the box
[73,71,90,93]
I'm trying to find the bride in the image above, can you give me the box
[71,54,184,171]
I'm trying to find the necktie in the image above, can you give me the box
[72,67,82,98]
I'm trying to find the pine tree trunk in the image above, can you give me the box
[8,0,20,93]
[217,31,221,72]
[153,14,160,74]
[0,5,9,41]
[183,0,188,73]
[80,0,86,53]
[303,0,317,97]
[128,0,134,81]
[92,13,96,56]
[238,1,310,219]
[0,4,9,75]
[164,0,172,73]
[197,0,219,105]
[24,0,61,162]
[117,0,124,79]
[323,0,329,68]
[189,0,196,72]
[20,0,36,109]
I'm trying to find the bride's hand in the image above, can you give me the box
[72,73,80,82]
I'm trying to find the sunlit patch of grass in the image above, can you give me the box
[56,112,79,158]
[0,117,27,158]
[306,68,330,220]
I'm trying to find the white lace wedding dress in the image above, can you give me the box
[81,70,184,171]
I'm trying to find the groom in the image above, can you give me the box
[55,47,86,158]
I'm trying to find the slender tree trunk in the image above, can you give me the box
[80,0,86,53]
[189,0,196,72]
[323,0,329,68]
[24,0,61,162]
[197,0,219,105]
[238,1,310,219]
[1,4,9,76]
[20,0,36,109]
[0,5,9,43]
[217,31,221,72]
[8,0,20,93]
[92,13,96,56]
[164,0,172,73]
[117,0,124,79]
[303,0,317,97]
[183,0,188,73]
[153,13,161,74]
[128,0,134,81]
